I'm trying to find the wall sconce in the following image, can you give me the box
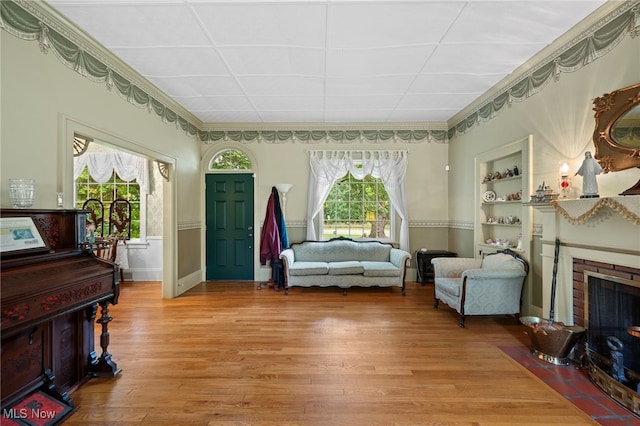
[559,162,571,198]
[444,164,450,172]
[275,183,293,218]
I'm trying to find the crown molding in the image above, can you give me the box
[447,0,637,128]
[21,0,204,128]
[4,0,636,140]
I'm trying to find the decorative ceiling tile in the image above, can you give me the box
[326,46,437,78]
[39,0,615,125]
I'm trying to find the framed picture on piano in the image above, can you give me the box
[0,216,50,257]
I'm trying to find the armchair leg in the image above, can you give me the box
[434,298,440,309]
[458,315,466,328]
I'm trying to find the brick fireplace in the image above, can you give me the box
[571,258,640,329]
[532,196,640,416]
[571,258,640,416]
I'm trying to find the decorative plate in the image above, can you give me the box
[482,190,496,203]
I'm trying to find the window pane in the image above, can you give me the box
[211,150,252,170]
[75,165,141,239]
[322,172,391,241]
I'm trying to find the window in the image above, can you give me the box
[210,149,251,170]
[323,169,391,240]
[307,150,408,251]
[75,167,141,239]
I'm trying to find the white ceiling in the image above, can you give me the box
[46,0,608,124]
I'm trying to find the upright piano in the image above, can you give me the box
[1,208,120,417]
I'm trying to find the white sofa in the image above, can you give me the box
[279,237,411,295]
[431,250,528,327]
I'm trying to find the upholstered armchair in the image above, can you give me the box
[431,250,528,328]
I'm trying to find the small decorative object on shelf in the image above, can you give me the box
[485,238,511,249]
[530,181,559,203]
[516,233,523,250]
[575,151,603,198]
[559,163,571,198]
[482,190,496,202]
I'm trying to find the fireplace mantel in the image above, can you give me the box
[530,197,640,324]
[553,196,640,225]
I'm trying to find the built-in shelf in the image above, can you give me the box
[481,175,522,185]
[482,201,523,205]
[474,135,532,260]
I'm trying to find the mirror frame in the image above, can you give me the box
[592,82,640,173]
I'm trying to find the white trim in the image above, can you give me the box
[58,114,178,299]
[176,269,202,295]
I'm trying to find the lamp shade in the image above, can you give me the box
[275,183,293,194]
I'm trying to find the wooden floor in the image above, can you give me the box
[65,281,597,425]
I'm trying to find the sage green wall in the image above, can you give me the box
[448,227,474,259]
[178,228,201,278]
[447,34,640,312]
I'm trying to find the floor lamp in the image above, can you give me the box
[275,184,293,218]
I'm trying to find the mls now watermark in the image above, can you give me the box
[3,407,57,420]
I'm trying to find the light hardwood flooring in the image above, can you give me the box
[65,281,597,425]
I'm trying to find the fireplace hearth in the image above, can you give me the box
[573,260,640,416]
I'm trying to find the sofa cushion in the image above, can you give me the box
[328,261,365,275]
[289,261,329,276]
[481,253,523,271]
[360,261,400,277]
[291,239,391,263]
[435,277,462,297]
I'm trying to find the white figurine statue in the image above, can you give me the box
[575,151,603,198]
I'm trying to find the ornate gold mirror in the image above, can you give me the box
[592,83,640,195]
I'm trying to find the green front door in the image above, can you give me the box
[205,174,254,280]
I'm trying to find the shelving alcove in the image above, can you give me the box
[474,135,532,263]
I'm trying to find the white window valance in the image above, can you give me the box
[74,152,149,194]
[306,150,409,251]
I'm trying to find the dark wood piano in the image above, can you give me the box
[1,208,120,419]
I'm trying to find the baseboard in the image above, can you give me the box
[124,268,162,282]
[177,269,202,295]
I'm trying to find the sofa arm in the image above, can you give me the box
[390,248,411,268]
[432,258,481,279]
[279,249,294,271]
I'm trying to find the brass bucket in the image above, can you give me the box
[520,316,586,365]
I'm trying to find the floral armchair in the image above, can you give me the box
[431,250,528,328]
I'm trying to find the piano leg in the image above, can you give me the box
[90,300,122,377]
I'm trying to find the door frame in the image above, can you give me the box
[201,144,260,282]
[59,115,177,298]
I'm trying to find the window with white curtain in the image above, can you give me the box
[75,167,141,238]
[306,150,409,251]
[74,145,149,240]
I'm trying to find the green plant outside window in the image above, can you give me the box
[75,167,141,238]
[323,171,390,240]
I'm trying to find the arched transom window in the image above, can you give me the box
[210,150,252,170]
